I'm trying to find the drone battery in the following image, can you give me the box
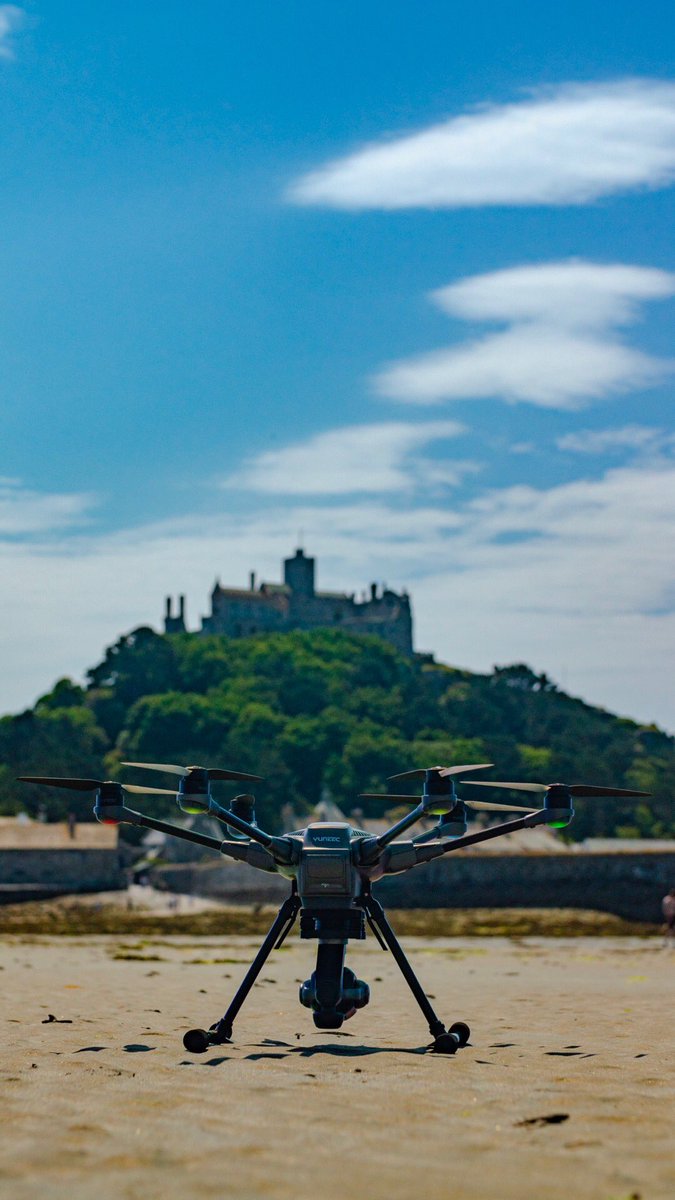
[298,849,352,898]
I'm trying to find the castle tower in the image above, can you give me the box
[283,548,315,597]
[164,595,186,634]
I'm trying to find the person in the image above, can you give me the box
[662,888,675,949]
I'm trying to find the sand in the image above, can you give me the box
[1,932,673,1200]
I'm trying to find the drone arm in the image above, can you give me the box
[137,812,290,872]
[358,802,427,866]
[224,839,279,874]
[206,801,272,848]
[413,810,546,865]
[131,811,225,852]
[374,811,549,873]
[108,807,280,872]
[206,801,296,867]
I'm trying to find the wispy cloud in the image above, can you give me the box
[225,420,474,495]
[289,80,675,209]
[0,6,25,60]
[0,480,95,535]
[557,425,674,455]
[413,459,675,729]
[374,261,675,408]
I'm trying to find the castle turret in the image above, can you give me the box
[164,594,186,634]
[284,548,315,597]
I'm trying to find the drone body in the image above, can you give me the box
[18,762,651,1056]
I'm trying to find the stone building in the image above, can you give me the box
[0,817,123,903]
[164,548,414,655]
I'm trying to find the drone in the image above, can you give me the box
[19,762,649,1055]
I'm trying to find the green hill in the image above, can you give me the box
[2,626,673,840]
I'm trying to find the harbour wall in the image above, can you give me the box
[152,851,675,923]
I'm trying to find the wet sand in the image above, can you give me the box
[1,934,673,1200]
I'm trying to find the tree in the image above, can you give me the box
[2,625,672,838]
[0,706,108,819]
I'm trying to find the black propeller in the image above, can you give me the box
[462,781,651,798]
[359,792,534,813]
[365,764,525,818]
[388,763,493,782]
[18,776,175,796]
[121,761,263,783]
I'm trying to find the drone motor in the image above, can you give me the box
[435,801,469,839]
[226,793,257,840]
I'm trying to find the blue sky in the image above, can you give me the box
[1,1,674,731]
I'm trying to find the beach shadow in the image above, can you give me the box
[76,1046,107,1053]
[545,1050,596,1058]
[516,1113,569,1127]
[123,1044,156,1053]
[178,1056,232,1067]
[244,1042,432,1060]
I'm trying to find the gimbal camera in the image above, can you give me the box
[19,762,649,1055]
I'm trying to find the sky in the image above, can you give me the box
[1,1,674,732]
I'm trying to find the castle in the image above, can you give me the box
[164,548,414,655]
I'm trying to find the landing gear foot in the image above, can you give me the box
[183,1025,232,1053]
[183,1028,212,1054]
[449,1021,471,1047]
[431,1031,460,1054]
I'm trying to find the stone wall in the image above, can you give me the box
[152,851,675,922]
[375,852,675,923]
[0,849,124,902]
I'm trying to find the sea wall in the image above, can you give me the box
[0,848,124,902]
[152,851,675,922]
[375,852,675,923]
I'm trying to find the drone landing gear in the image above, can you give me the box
[182,888,470,1056]
[182,890,301,1054]
[362,893,470,1054]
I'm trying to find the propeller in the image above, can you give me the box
[462,781,651,798]
[121,761,263,783]
[18,776,175,796]
[388,763,493,782]
[359,793,534,814]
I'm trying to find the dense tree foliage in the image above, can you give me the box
[2,627,674,839]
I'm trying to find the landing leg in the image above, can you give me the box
[362,894,468,1053]
[183,891,301,1053]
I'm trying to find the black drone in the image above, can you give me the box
[19,763,649,1055]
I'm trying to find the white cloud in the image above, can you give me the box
[414,460,675,729]
[374,261,675,408]
[289,79,675,209]
[1,458,675,732]
[432,261,675,327]
[0,480,95,535]
[225,420,473,494]
[557,425,674,455]
[0,6,25,60]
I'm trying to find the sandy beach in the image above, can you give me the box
[1,932,673,1200]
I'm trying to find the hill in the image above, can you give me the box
[1,626,673,840]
